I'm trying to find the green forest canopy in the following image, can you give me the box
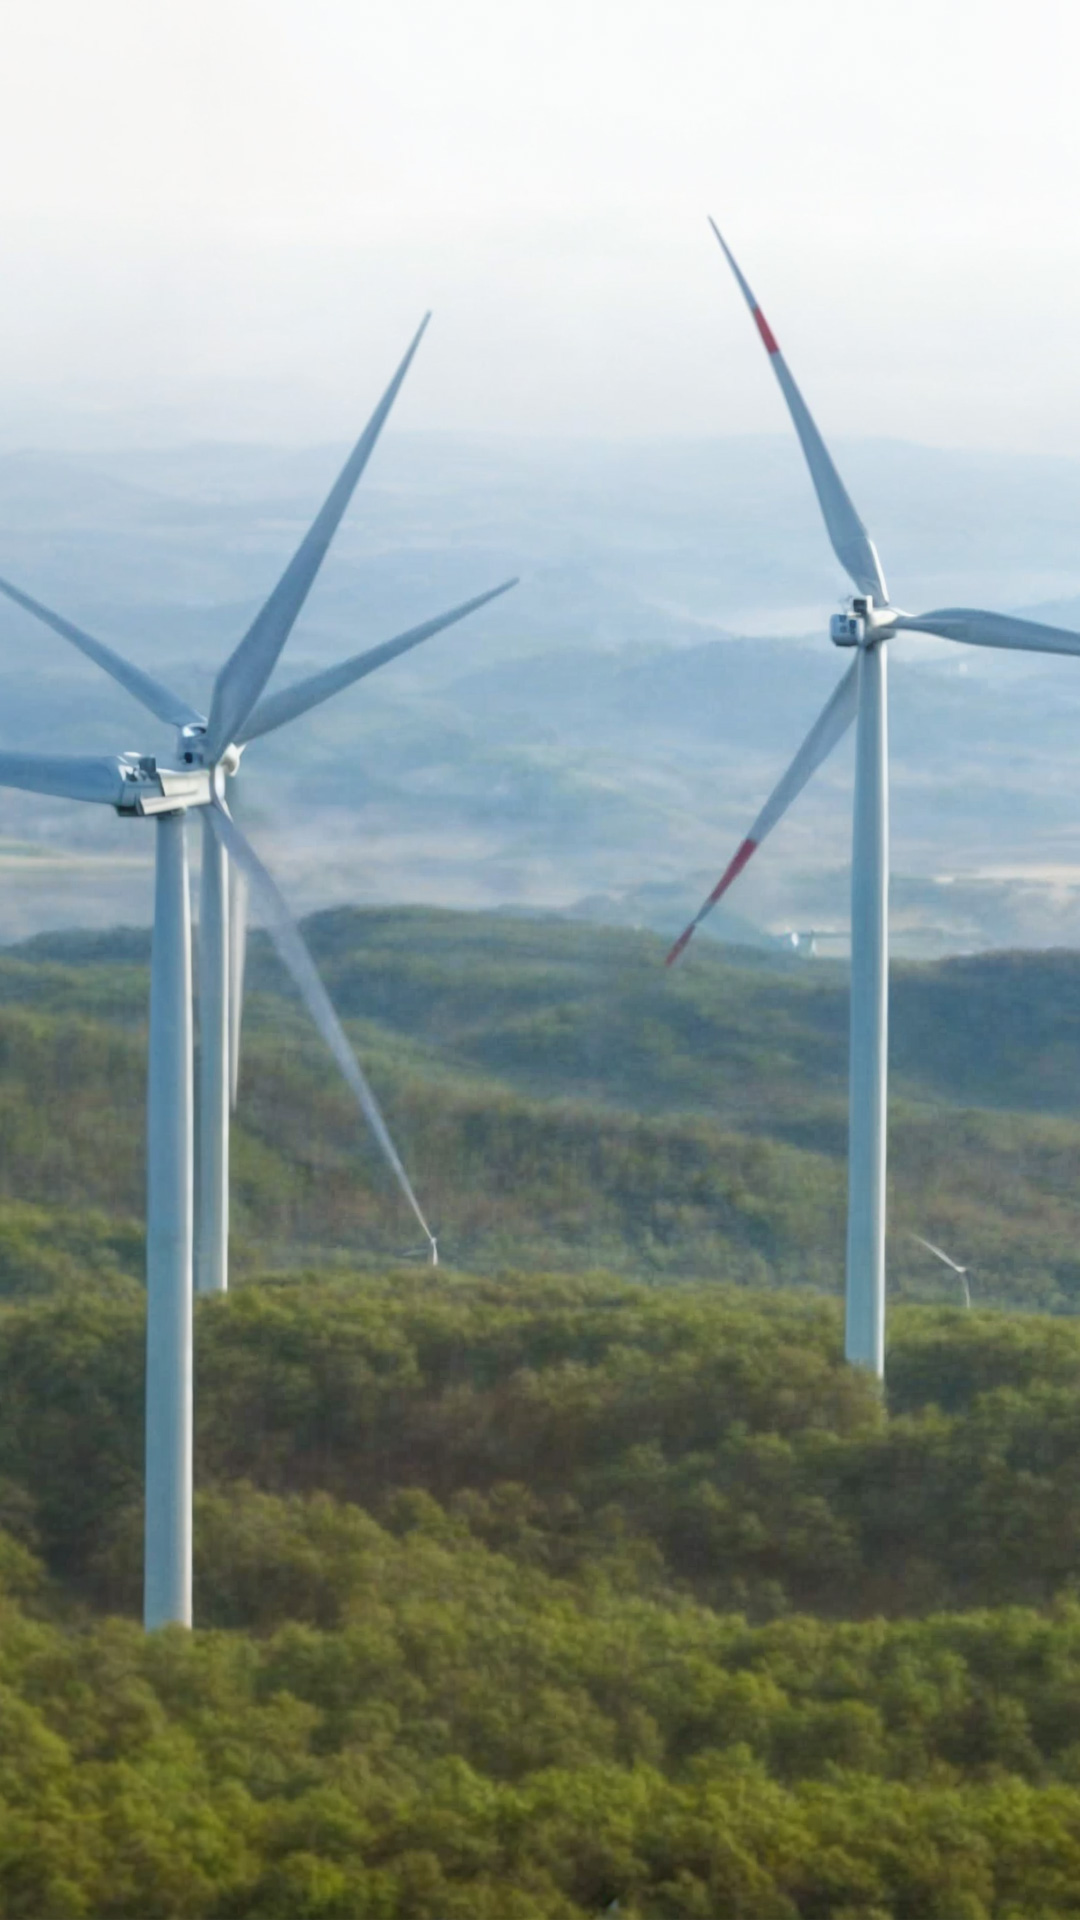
[1,912,1080,1908]
[2,1273,1080,1912]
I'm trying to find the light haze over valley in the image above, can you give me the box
[2,0,1080,956]
[3,424,1080,954]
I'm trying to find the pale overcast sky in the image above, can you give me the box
[0,0,1076,446]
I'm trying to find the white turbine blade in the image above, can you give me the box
[708,221,887,603]
[894,607,1080,659]
[0,573,204,729]
[237,577,518,744]
[228,862,248,1110]
[205,316,431,760]
[208,803,436,1253]
[666,660,858,965]
[0,751,131,806]
[911,1233,966,1275]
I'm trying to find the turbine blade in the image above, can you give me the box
[894,607,1080,658]
[0,751,132,806]
[0,574,204,729]
[666,660,858,965]
[205,316,431,759]
[228,862,248,1110]
[238,577,518,744]
[207,803,436,1253]
[912,1233,965,1275]
[708,221,887,603]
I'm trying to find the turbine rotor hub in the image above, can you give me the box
[175,725,241,778]
[177,723,207,767]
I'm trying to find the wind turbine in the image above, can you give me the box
[912,1233,972,1309]
[0,319,516,1306]
[778,928,829,955]
[0,317,516,1627]
[667,222,1080,1378]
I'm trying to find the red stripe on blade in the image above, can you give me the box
[753,308,780,355]
[665,925,694,968]
[708,835,758,902]
[665,837,759,969]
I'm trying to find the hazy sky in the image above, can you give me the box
[0,0,1078,446]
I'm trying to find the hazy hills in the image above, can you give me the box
[1,431,1080,949]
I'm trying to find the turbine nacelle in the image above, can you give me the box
[116,754,213,817]
[829,597,897,648]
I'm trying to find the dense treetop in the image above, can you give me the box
[0,912,1078,1907]
[0,1273,1078,1911]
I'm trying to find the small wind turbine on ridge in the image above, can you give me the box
[912,1233,971,1309]
[667,220,1080,1378]
[0,314,515,1628]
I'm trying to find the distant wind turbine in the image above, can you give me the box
[0,317,515,1628]
[778,928,831,955]
[912,1234,972,1309]
[667,221,1080,1378]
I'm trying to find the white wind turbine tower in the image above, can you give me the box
[0,317,516,1306]
[667,222,1080,1378]
[0,317,516,1628]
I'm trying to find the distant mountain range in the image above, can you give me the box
[1,430,1080,949]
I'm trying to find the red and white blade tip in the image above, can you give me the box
[665,837,759,968]
[707,217,780,357]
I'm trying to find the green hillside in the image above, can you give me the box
[2,1275,1080,1911]
[1,912,1080,1909]
[0,909,1079,1304]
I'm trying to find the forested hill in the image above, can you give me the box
[2,914,1080,1908]
[279,910,1080,1123]
[17,904,1080,1119]
[0,908,1079,1304]
[6,1276,1080,1911]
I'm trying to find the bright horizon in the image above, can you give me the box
[0,0,1077,450]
